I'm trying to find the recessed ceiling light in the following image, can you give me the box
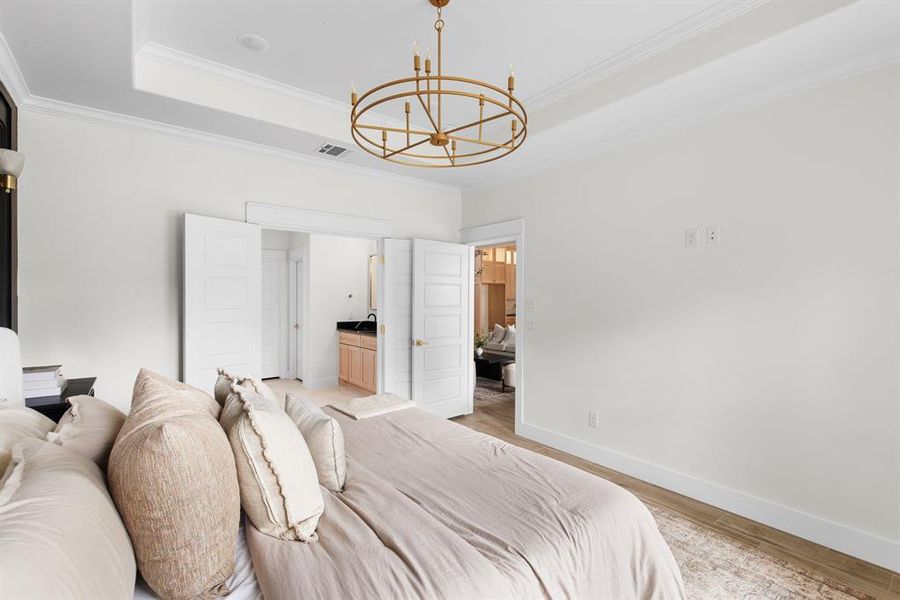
[237,33,269,52]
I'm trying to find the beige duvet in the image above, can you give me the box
[247,408,685,599]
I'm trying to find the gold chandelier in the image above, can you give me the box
[350,0,527,168]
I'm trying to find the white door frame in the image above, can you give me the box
[261,249,289,379]
[461,218,525,434]
[287,247,307,382]
[246,202,392,392]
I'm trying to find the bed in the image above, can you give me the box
[247,407,685,599]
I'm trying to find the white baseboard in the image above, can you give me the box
[517,421,900,572]
[303,376,339,390]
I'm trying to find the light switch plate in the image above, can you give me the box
[525,299,536,310]
[685,228,699,248]
[525,320,535,331]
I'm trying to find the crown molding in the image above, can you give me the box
[0,27,29,105]
[526,0,769,111]
[139,42,349,114]
[137,42,409,131]
[22,93,459,193]
[470,44,900,191]
[0,30,458,193]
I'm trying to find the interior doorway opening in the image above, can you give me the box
[259,228,379,400]
[472,242,517,429]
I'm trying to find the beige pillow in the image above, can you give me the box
[0,406,55,474]
[0,438,136,599]
[46,395,125,470]
[221,378,323,541]
[108,369,240,600]
[285,393,346,492]
[215,368,282,408]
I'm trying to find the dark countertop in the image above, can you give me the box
[336,320,377,336]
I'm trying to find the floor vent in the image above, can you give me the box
[316,143,350,158]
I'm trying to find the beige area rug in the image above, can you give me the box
[474,377,515,402]
[651,505,875,599]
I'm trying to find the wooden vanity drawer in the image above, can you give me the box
[339,332,361,347]
[360,334,377,350]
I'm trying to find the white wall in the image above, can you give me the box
[16,111,460,411]
[462,65,900,567]
[305,234,373,387]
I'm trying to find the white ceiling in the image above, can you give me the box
[1,0,898,190]
[136,0,720,110]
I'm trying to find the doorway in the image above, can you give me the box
[184,205,478,419]
[260,228,378,398]
[290,253,305,383]
[472,242,517,429]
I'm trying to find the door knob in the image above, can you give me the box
[294,323,300,330]
[414,339,429,347]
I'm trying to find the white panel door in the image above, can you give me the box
[381,238,412,399]
[260,251,286,379]
[412,239,473,418]
[184,214,261,392]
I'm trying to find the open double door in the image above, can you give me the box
[183,214,473,418]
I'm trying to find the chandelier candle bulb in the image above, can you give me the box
[478,94,485,140]
[349,0,527,167]
[405,101,411,145]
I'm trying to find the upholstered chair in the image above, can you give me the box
[502,362,516,393]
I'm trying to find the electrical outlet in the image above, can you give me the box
[588,411,599,429]
[525,299,536,311]
[685,228,699,248]
[706,226,719,245]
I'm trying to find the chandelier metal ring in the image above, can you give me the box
[349,0,527,168]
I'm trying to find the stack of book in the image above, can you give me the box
[23,365,67,407]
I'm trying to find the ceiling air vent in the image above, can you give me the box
[316,143,350,159]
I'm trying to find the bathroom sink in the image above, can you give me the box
[337,320,377,332]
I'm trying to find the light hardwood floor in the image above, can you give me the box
[453,395,899,600]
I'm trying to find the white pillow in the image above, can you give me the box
[0,407,55,474]
[284,393,346,492]
[221,378,324,542]
[502,328,516,350]
[489,324,506,343]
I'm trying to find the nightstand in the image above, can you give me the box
[30,377,97,423]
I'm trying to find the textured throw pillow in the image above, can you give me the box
[46,395,126,470]
[489,323,507,343]
[108,369,240,600]
[221,378,324,541]
[0,406,55,474]
[284,393,346,492]
[0,438,136,599]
